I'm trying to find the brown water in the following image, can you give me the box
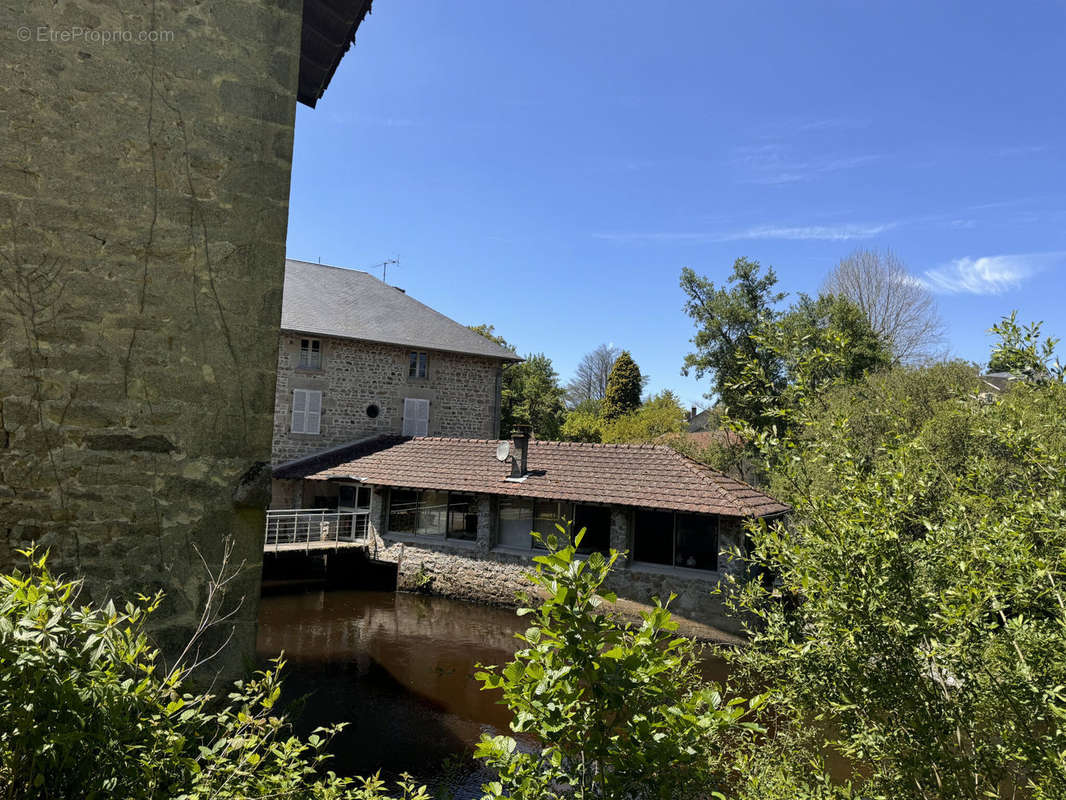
[256,588,730,796]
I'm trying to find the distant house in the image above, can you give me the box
[272,259,520,467]
[273,427,788,631]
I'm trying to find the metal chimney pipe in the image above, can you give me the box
[511,424,531,477]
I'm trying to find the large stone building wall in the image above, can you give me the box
[0,1,303,675]
[272,334,502,463]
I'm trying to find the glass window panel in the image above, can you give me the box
[674,514,719,571]
[447,493,478,541]
[533,501,572,550]
[338,485,356,509]
[633,509,674,566]
[388,489,418,533]
[409,351,418,376]
[356,486,371,509]
[498,498,534,549]
[417,490,448,535]
[573,504,611,554]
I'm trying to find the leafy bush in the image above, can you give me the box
[728,371,1066,798]
[0,550,430,800]
[474,529,761,800]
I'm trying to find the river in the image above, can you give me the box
[256,587,730,797]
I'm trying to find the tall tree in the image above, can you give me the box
[602,350,643,420]
[680,258,786,426]
[823,248,946,363]
[564,343,620,408]
[988,310,1063,380]
[469,324,565,439]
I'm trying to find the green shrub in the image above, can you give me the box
[475,529,761,800]
[0,550,430,800]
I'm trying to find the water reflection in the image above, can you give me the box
[256,588,731,795]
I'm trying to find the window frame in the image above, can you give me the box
[408,350,429,379]
[494,498,606,553]
[290,388,322,435]
[386,488,480,543]
[632,509,721,574]
[298,338,322,370]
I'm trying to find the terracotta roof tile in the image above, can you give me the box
[275,436,789,517]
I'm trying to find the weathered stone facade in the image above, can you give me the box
[0,0,305,675]
[272,334,502,464]
[346,486,750,634]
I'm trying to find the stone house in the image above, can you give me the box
[270,259,521,481]
[273,428,788,632]
[1,0,373,673]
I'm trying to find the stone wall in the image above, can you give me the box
[0,0,303,676]
[272,334,502,463]
[354,485,749,634]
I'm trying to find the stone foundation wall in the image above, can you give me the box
[272,335,502,463]
[358,488,749,634]
[0,0,303,677]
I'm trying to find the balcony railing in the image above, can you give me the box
[264,509,369,551]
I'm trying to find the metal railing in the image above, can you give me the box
[264,509,369,551]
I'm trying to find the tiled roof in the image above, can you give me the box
[275,436,789,517]
[281,259,522,362]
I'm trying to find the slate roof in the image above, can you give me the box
[275,435,789,518]
[298,0,374,108]
[281,259,522,361]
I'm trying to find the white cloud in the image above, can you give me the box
[719,222,897,241]
[920,253,1063,294]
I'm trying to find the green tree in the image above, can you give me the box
[475,529,761,800]
[0,550,430,800]
[680,259,786,429]
[469,325,566,439]
[505,353,566,440]
[601,351,643,420]
[988,310,1063,380]
[601,390,685,443]
[725,334,1066,798]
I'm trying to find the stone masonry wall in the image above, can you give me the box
[355,486,750,635]
[272,334,502,463]
[0,0,303,676]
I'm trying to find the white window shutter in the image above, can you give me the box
[403,398,429,436]
[291,389,307,433]
[306,390,322,435]
[292,389,322,434]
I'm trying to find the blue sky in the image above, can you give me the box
[286,1,1066,408]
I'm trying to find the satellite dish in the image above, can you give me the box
[495,441,511,462]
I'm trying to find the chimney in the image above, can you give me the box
[511,424,531,477]
[690,406,697,421]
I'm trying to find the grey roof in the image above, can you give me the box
[281,259,521,361]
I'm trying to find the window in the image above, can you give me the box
[402,398,429,436]
[387,489,479,542]
[290,389,322,434]
[497,497,534,549]
[495,498,609,553]
[408,351,428,378]
[573,504,612,554]
[447,493,478,541]
[633,510,719,572]
[299,338,322,369]
[338,484,371,511]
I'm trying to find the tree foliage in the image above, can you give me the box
[601,351,643,420]
[0,551,430,800]
[823,248,946,364]
[988,310,1064,381]
[725,327,1066,798]
[469,325,566,440]
[681,258,785,427]
[561,391,685,444]
[475,528,761,800]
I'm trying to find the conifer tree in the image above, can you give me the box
[602,350,642,419]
